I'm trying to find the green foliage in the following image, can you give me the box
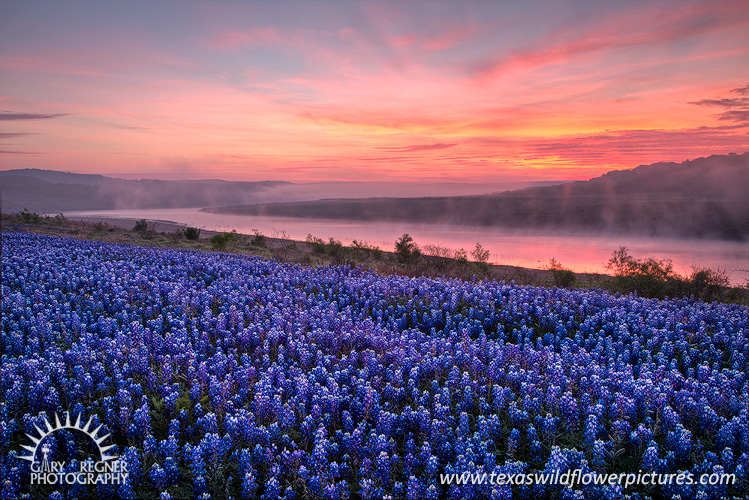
[548,258,577,288]
[602,246,739,301]
[471,242,490,263]
[133,219,150,232]
[453,248,468,264]
[306,233,327,253]
[605,246,679,298]
[305,234,344,257]
[352,239,383,259]
[20,209,43,223]
[325,237,344,258]
[210,231,238,251]
[184,226,201,240]
[395,233,421,263]
[688,266,734,303]
[251,229,267,248]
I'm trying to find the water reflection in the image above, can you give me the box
[64,208,749,285]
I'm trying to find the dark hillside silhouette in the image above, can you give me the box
[207,153,749,240]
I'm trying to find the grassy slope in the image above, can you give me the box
[3,211,747,304]
[1,213,599,289]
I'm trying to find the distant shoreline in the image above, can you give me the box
[11,213,595,288]
[4,211,747,303]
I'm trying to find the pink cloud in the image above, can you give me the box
[377,143,457,152]
[210,26,355,51]
[473,0,749,80]
[387,24,478,51]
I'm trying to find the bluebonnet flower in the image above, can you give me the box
[149,464,167,490]
[2,231,747,499]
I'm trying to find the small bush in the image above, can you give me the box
[20,209,42,224]
[471,242,490,263]
[453,248,468,264]
[422,244,452,259]
[210,231,237,252]
[133,219,149,232]
[251,229,267,248]
[184,227,201,241]
[605,246,679,298]
[395,233,420,263]
[352,240,383,260]
[688,266,730,302]
[306,234,327,254]
[325,237,344,258]
[305,234,345,259]
[548,258,577,287]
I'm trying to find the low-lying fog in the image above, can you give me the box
[62,208,749,285]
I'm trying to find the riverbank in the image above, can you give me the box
[3,211,746,304]
[3,212,600,288]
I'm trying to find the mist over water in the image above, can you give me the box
[63,208,749,285]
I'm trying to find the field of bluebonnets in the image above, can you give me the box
[1,230,747,499]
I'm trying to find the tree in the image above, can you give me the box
[252,229,267,248]
[547,258,576,287]
[395,233,420,263]
[471,242,490,263]
[133,219,149,232]
[605,246,678,298]
[210,231,237,251]
[184,227,201,240]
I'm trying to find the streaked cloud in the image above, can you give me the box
[0,111,69,120]
[0,1,747,182]
[0,132,36,138]
[377,143,457,153]
[690,84,749,124]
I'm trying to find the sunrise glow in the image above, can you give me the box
[1,0,748,182]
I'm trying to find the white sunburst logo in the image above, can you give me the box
[20,412,128,487]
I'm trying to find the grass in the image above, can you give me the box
[3,211,746,304]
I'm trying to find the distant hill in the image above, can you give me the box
[206,153,749,240]
[0,169,563,214]
[0,169,289,213]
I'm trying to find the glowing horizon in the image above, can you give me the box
[1,0,748,183]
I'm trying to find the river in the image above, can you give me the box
[63,208,749,285]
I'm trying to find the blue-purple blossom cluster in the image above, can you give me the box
[1,231,747,499]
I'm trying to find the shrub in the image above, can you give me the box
[184,227,201,241]
[20,209,42,224]
[395,233,420,263]
[352,240,383,260]
[306,234,327,254]
[210,231,237,252]
[688,266,730,302]
[453,248,468,264]
[306,234,345,259]
[422,244,452,259]
[605,246,679,298]
[548,258,577,288]
[133,219,149,232]
[252,229,267,248]
[325,237,344,258]
[471,242,490,263]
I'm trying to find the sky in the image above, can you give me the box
[1,0,748,183]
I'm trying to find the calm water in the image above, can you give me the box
[64,208,749,285]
